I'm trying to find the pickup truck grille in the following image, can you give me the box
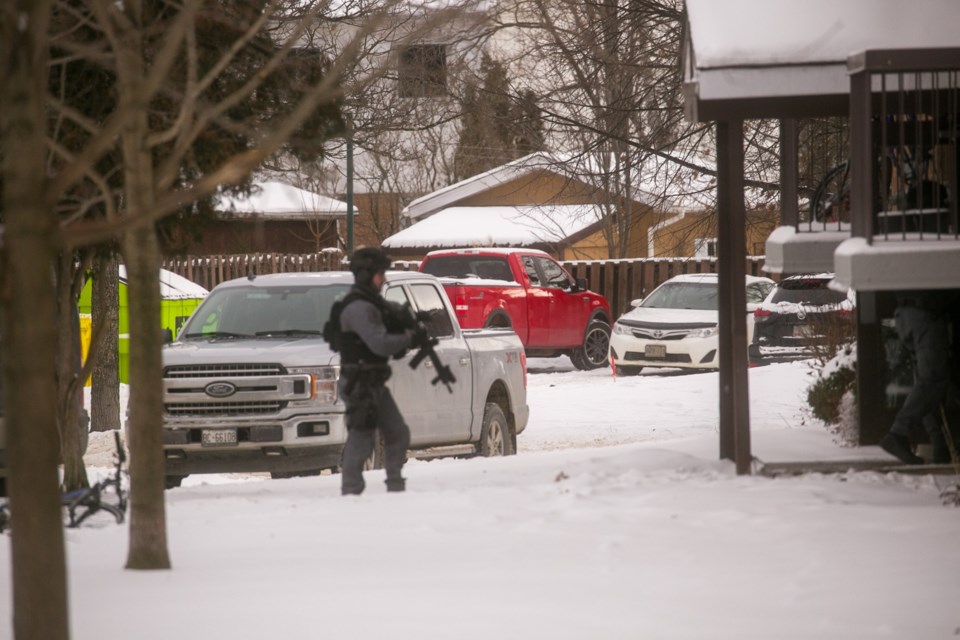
[163,363,300,418]
[165,363,285,378]
[165,400,285,417]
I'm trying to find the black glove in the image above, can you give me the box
[410,322,430,349]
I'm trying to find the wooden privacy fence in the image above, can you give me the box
[162,252,769,319]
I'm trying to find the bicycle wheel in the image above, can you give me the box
[811,161,850,222]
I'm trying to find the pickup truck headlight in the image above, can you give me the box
[690,326,719,339]
[289,366,339,405]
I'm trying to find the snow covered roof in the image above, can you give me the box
[216,181,348,219]
[403,152,570,221]
[119,266,209,300]
[382,205,603,250]
[684,0,960,119]
[404,149,777,224]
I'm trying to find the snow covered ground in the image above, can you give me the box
[3,358,959,639]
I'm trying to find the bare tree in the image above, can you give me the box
[91,249,122,433]
[46,0,478,572]
[0,0,71,636]
[484,0,781,258]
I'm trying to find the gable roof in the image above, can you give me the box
[216,181,348,219]
[403,152,570,221]
[683,0,960,120]
[383,204,604,250]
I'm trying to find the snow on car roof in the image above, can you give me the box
[780,273,835,282]
[212,270,436,290]
[424,247,551,258]
[662,273,775,285]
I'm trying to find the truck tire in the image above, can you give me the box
[570,319,611,370]
[479,403,515,457]
[363,431,386,470]
[271,469,323,479]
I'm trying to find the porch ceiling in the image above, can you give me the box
[683,0,960,121]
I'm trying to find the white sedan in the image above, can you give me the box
[608,273,775,374]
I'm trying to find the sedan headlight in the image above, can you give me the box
[613,322,631,335]
[289,366,339,405]
[690,326,719,339]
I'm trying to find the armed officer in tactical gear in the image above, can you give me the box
[335,247,420,495]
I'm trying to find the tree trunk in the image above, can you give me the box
[91,251,121,432]
[115,3,171,569]
[0,0,71,637]
[121,229,171,570]
[58,254,90,493]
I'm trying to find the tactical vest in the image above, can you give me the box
[334,287,391,367]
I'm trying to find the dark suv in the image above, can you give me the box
[750,274,854,356]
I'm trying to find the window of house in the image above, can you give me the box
[694,237,718,258]
[397,44,448,98]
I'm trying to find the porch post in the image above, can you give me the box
[780,119,798,227]
[716,120,752,474]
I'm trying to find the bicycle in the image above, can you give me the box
[0,430,127,533]
[63,430,127,528]
[810,145,932,224]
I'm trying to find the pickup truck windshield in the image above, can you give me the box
[422,256,514,282]
[180,284,350,339]
[642,282,719,311]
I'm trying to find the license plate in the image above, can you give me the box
[201,429,238,447]
[792,325,815,338]
[645,344,667,358]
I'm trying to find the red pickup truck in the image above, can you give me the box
[419,248,612,370]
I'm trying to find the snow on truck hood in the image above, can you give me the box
[164,336,338,368]
[617,306,718,326]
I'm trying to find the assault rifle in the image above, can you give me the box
[385,303,457,393]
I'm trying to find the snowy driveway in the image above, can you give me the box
[3,358,957,640]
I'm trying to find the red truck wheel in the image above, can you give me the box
[570,320,611,370]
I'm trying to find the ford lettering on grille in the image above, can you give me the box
[204,381,237,398]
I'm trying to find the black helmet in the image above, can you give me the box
[349,247,391,283]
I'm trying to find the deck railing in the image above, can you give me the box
[848,48,960,243]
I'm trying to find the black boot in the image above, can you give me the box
[879,433,924,465]
[385,477,406,492]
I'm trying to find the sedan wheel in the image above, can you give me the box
[615,365,643,376]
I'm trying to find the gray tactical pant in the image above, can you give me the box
[891,305,949,444]
[340,379,411,495]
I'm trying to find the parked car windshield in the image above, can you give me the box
[641,282,718,311]
[771,283,847,305]
[180,284,350,338]
[421,256,514,281]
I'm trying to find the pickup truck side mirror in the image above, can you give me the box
[573,277,588,292]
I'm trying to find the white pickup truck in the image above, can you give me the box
[161,271,529,485]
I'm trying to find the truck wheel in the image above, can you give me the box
[570,320,611,370]
[363,431,386,470]
[479,403,515,457]
[270,469,323,479]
